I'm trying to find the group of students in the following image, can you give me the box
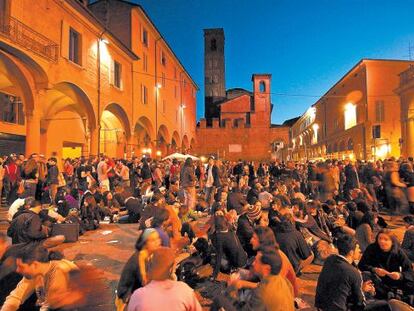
[0,153,414,310]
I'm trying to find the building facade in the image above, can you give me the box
[0,0,197,160]
[287,59,414,161]
[195,28,289,161]
[395,65,414,158]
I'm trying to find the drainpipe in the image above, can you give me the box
[155,37,162,150]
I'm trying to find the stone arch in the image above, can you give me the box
[182,135,189,152]
[100,103,131,158]
[157,124,170,145]
[102,103,131,139]
[157,124,170,156]
[190,138,196,151]
[171,130,181,152]
[0,42,48,89]
[42,82,96,159]
[259,81,266,93]
[0,50,35,112]
[135,116,155,153]
[44,82,96,128]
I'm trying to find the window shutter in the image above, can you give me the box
[61,20,69,59]
[80,33,86,67]
[110,60,114,85]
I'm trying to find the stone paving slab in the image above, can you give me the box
[0,206,407,311]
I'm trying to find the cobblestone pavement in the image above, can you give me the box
[0,206,407,311]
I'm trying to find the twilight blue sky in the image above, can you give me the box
[135,0,414,124]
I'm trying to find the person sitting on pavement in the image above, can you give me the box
[7,200,50,245]
[116,229,161,307]
[1,243,83,311]
[402,216,414,262]
[211,215,247,280]
[358,229,414,302]
[237,201,262,258]
[127,246,202,311]
[7,197,34,223]
[212,247,295,311]
[315,234,391,311]
[271,214,314,276]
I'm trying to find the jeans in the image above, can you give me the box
[184,186,196,210]
[205,186,216,206]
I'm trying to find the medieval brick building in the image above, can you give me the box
[194,28,289,161]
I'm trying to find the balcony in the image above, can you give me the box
[0,16,59,62]
[399,65,414,87]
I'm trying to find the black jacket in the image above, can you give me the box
[212,230,247,278]
[315,255,365,311]
[236,214,256,257]
[272,221,312,273]
[358,243,414,289]
[117,251,143,302]
[227,190,246,214]
[7,210,48,244]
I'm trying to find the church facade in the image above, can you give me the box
[194,28,289,161]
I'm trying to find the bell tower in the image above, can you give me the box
[204,28,226,123]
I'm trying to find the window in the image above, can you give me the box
[69,27,80,64]
[344,103,357,130]
[162,72,166,87]
[0,93,24,125]
[141,84,148,104]
[375,100,385,123]
[208,59,213,69]
[112,60,122,88]
[372,125,381,139]
[161,51,166,66]
[174,85,177,98]
[143,53,148,72]
[210,38,217,51]
[142,28,148,47]
[174,67,177,79]
[259,81,266,93]
[162,99,166,113]
[176,109,178,122]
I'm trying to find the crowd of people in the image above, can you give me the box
[0,152,414,310]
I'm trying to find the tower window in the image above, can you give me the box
[210,39,217,51]
[259,81,266,93]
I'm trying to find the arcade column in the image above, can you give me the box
[406,118,414,158]
[89,127,98,157]
[25,108,41,156]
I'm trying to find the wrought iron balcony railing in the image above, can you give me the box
[400,65,414,87]
[0,16,59,62]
